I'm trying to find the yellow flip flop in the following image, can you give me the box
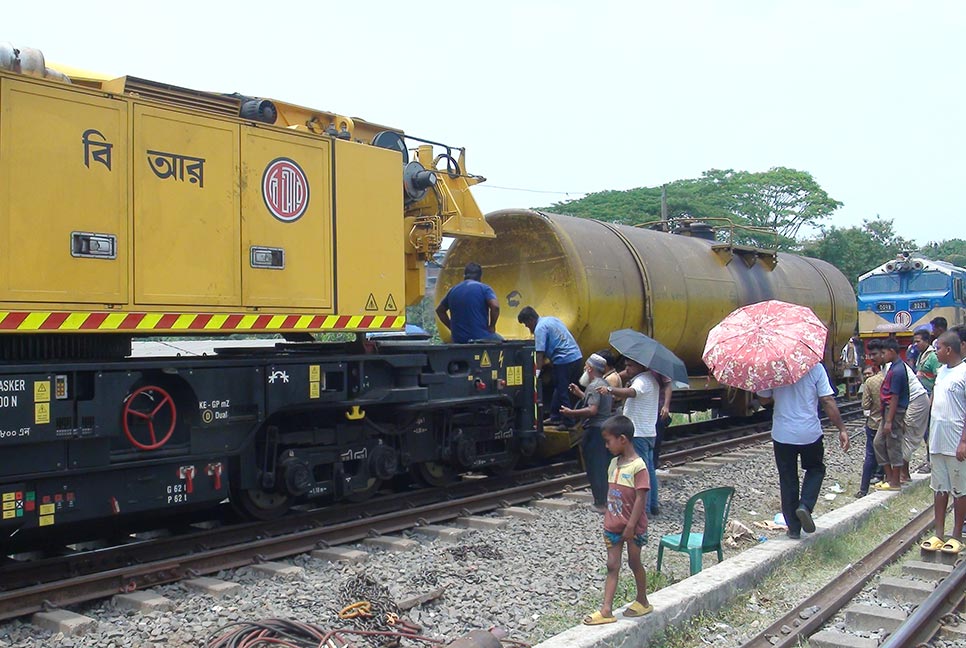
[920,536,945,552]
[583,610,617,625]
[874,482,901,491]
[623,601,654,618]
[941,538,964,554]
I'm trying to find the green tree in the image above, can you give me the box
[921,238,966,266]
[542,167,841,249]
[801,217,917,290]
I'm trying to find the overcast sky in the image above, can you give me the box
[7,1,963,246]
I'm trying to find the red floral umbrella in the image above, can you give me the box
[702,300,828,392]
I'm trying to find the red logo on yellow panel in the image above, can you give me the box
[262,158,310,222]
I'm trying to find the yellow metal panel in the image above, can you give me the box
[133,106,240,306]
[0,78,128,304]
[333,140,404,317]
[241,127,333,309]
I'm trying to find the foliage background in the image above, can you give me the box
[538,168,966,289]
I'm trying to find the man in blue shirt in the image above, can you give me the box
[517,306,583,426]
[436,262,502,344]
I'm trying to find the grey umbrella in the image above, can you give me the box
[609,329,689,389]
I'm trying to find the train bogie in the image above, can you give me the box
[0,340,537,547]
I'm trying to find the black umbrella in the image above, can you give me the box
[609,329,689,389]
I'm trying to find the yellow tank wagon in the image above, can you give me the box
[440,209,856,414]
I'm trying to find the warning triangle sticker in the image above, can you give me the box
[365,293,378,311]
[480,351,491,368]
[384,294,398,311]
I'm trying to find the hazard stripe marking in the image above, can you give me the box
[0,311,406,332]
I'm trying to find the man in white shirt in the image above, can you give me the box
[599,358,661,516]
[921,332,966,553]
[758,364,850,539]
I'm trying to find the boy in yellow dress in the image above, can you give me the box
[583,415,653,625]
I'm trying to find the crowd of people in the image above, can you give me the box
[437,263,673,624]
[856,317,966,554]
[437,261,966,622]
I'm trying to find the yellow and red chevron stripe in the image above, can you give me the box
[0,311,405,333]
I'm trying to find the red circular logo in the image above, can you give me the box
[894,310,912,328]
[262,158,310,222]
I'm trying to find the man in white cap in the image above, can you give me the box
[562,353,614,510]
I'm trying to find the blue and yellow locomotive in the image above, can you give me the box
[857,252,966,354]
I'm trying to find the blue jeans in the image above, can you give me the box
[859,425,878,494]
[582,425,609,506]
[548,359,583,425]
[632,436,659,515]
[773,437,825,534]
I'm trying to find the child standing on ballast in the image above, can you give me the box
[583,415,653,625]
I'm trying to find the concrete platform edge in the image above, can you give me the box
[534,476,928,648]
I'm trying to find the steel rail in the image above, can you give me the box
[0,472,587,621]
[0,462,579,590]
[737,505,934,648]
[880,553,966,648]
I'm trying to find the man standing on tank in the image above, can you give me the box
[517,306,583,426]
[436,262,502,343]
[757,364,850,538]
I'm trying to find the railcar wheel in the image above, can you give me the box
[414,461,458,487]
[344,477,383,503]
[231,488,293,521]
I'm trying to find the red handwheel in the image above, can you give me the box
[122,385,177,450]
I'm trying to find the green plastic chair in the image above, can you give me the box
[656,486,735,576]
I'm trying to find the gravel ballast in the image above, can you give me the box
[0,421,877,647]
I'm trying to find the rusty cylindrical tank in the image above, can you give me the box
[439,209,856,376]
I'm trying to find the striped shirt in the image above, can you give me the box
[928,362,966,457]
[623,371,660,438]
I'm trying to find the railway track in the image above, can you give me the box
[0,402,862,625]
[0,462,584,621]
[737,501,966,648]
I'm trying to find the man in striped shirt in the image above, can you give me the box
[922,331,966,553]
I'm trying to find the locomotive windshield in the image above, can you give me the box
[858,275,900,295]
[906,271,949,292]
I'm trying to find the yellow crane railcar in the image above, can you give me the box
[0,42,536,548]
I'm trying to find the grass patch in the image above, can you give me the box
[670,410,712,426]
[644,482,933,648]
